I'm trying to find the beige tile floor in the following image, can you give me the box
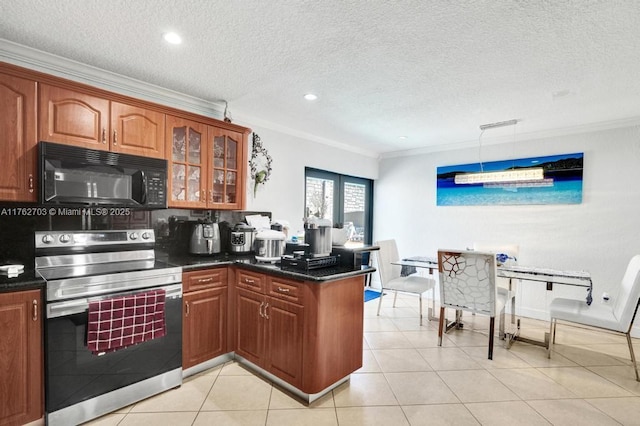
[86,293,640,425]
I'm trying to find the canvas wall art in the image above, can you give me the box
[436,153,584,206]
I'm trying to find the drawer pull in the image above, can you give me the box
[244,278,255,284]
[198,277,214,284]
[32,299,38,321]
[277,287,291,293]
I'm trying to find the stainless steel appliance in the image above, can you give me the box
[304,218,333,257]
[254,229,286,262]
[39,141,167,208]
[36,229,182,426]
[189,220,221,255]
[228,223,256,253]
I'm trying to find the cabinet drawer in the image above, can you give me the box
[268,276,304,304]
[183,268,228,292]
[236,270,266,293]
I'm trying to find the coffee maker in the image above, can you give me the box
[189,219,221,255]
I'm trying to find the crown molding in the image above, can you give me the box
[0,38,225,119]
[232,109,380,159]
[5,39,637,162]
[1,39,381,158]
[380,116,640,159]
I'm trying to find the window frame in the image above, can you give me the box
[304,167,374,245]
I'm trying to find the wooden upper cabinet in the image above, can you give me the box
[166,116,208,208]
[110,101,165,158]
[167,119,248,209]
[39,83,110,149]
[39,85,165,158]
[1,63,251,207]
[208,126,246,209]
[0,72,37,202]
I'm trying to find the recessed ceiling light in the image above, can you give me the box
[303,93,318,101]
[399,136,408,140]
[163,32,182,45]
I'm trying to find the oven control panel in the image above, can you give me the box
[35,229,155,249]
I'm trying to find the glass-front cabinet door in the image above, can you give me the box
[208,126,244,209]
[166,116,208,208]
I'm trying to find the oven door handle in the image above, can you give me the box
[46,283,182,319]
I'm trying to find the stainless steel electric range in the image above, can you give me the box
[35,229,182,426]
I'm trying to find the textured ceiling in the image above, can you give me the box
[2,0,640,156]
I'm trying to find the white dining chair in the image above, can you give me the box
[548,254,640,381]
[473,243,519,336]
[374,239,436,325]
[438,249,508,359]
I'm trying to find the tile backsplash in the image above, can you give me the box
[0,203,271,265]
[151,209,272,255]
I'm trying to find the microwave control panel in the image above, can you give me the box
[144,171,167,207]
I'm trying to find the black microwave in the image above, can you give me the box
[39,141,167,208]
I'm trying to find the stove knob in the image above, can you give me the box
[42,234,54,244]
[129,232,139,240]
[141,232,151,240]
[59,234,71,243]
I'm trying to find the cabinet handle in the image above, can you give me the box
[28,174,34,193]
[277,287,290,293]
[264,303,269,320]
[209,189,213,203]
[113,130,117,145]
[102,128,107,144]
[32,299,38,321]
[259,301,265,318]
[244,278,255,284]
[185,301,190,317]
[198,277,214,284]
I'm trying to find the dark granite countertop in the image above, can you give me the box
[331,244,380,253]
[163,253,249,270]
[165,253,376,282]
[0,268,45,293]
[1,250,375,294]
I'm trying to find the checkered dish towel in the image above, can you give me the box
[87,288,166,355]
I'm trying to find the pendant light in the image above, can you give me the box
[454,119,545,185]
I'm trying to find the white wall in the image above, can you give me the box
[237,124,379,235]
[374,125,640,325]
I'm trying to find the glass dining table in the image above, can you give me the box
[391,256,593,348]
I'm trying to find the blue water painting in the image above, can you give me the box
[437,153,583,206]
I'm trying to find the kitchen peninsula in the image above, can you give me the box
[171,254,375,403]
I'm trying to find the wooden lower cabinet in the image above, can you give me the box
[0,289,43,426]
[235,287,304,388]
[234,270,364,394]
[264,296,305,387]
[235,287,266,365]
[180,265,365,395]
[182,268,228,370]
